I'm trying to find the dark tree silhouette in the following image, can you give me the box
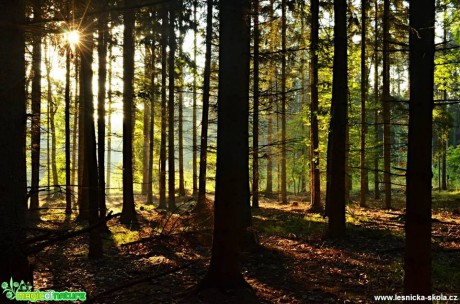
[199,0,252,289]
[404,0,435,296]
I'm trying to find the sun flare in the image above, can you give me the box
[64,30,80,48]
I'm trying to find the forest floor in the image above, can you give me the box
[29,191,460,303]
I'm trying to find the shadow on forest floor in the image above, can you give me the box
[27,192,460,303]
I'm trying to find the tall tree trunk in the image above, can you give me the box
[65,40,72,214]
[442,139,447,190]
[327,0,348,238]
[360,0,368,207]
[168,6,177,211]
[97,8,108,219]
[252,0,260,208]
[121,3,137,223]
[280,0,288,204]
[0,0,30,287]
[382,0,392,209]
[404,0,434,295]
[30,0,42,211]
[159,6,168,209]
[192,0,198,197]
[309,0,322,213]
[373,0,380,200]
[142,68,150,195]
[106,36,113,196]
[71,55,79,204]
[197,0,213,209]
[266,111,273,194]
[199,0,252,290]
[147,26,156,205]
[78,0,102,258]
[178,1,186,197]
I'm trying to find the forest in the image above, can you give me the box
[0,0,459,303]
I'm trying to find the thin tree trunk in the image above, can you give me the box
[147,24,156,205]
[382,0,392,209]
[97,8,107,219]
[327,0,348,238]
[197,0,213,209]
[373,0,380,200]
[30,0,42,211]
[65,42,72,214]
[178,1,186,197]
[309,0,322,213]
[121,2,137,223]
[442,139,447,190]
[360,0,368,207]
[159,6,168,209]
[106,36,113,196]
[404,0,434,295]
[280,0,288,204]
[192,0,198,197]
[252,0,260,208]
[168,6,177,211]
[71,55,79,204]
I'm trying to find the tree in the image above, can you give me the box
[252,0,260,209]
[30,0,42,212]
[327,0,348,238]
[178,0,186,197]
[280,0,288,204]
[168,5,177,211]
[197,0,213,209]
[121,3,137,223]
[159,6,168,209]
[192,0,198,197]
[404,0,435,295]
[0,0,30,286]
[360,0,368,207]
[199,0,252,289]
[382,0,392,209]
[309,0,322,213]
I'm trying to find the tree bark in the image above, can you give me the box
[178,1,186,197]
[0,0,30,287]
[192,0,198,197]
[404,0,435,295]
[280,0,288,204]
[309,0,322,213]
[30,0,42,211]
[199,0,252,290]
[168,6,177,211]
[196,0,213,209]
[382,0,392,209]
[373,0,380,200]
[159,6,168,209]
[252,0,260,209]
[360,0,368,207]
[121,2,137,223]
[327,0,348,238]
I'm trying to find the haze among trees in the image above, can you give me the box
[1,0,459,302]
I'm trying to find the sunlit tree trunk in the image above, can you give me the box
[159,7,168,209]
[71,55,79,204]
[106,34,113,197]
[360,0,368,207]
[121,3,137,223]
[327,0,348,238]
[373,0,380,200]
[168,6,177,211]
[178,0,186,197]
[192,0,198,197]
[147,21,156,205]
[404,0,434,295]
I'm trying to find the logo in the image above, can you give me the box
[2,278,86,302]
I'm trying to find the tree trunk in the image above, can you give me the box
[78,0,102,258]
[280,0,288,204]
[97,7,107,220]
[178,1,186,197]
[309,0,322,213]
[192,0,198,197]
[360,0,368,207]
[373,0,380,200]
[252,0,260,208]
[121,2,137,223]
[327,0,348,238]
[442,139,447,190]
[168,6,177,211]
[0,0,30,288]
[65,42,72,214]
[30,0,42,211]
[72,55,79,204]
[196,0,213,209]
[147,25,156,205]
[106,34,113,196]
[404,0,434,295]
[199,0,252,290]
[159,6,168,209]
[382,0,392,209]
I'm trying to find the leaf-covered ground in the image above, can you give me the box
[30,192,460,303]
